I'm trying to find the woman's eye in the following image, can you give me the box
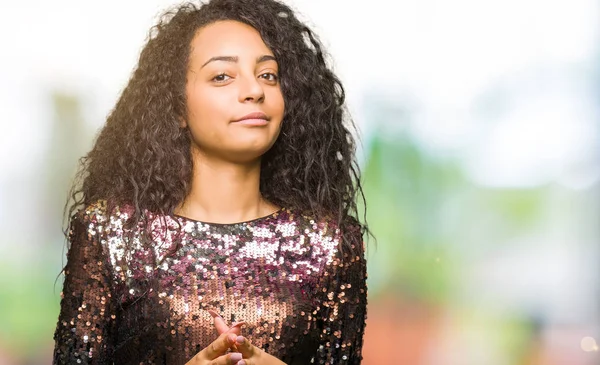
[212,72,278,83]
[260,72,279,81]
[212,73,231,82]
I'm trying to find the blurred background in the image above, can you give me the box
[0,0,598,364]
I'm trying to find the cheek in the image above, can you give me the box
[268,89,285,118]
[186,86,229,131]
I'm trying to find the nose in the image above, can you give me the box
[238,72,265,103]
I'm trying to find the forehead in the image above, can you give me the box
[190,20,274,63]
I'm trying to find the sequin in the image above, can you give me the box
[52,199,368,364]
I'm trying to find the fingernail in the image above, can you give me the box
[207,309,222,319]
[236,335,245,344]
[230,352,242,362]
[231,321,246,328]
[238,360,246,365]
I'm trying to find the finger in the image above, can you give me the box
[225,322,246,353]
[208,310,231,334]
[201,332,237,360]
[231,321,246,329]
[208,352,243,365]
[233,335,256,359]
[207,310,248,336]
[226,321,247,336]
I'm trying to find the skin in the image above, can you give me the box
[185,310,285,365]
[179,20,287,365]
[175,19,285,225]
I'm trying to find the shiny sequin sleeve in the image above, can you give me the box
[312,226,368,364]
[52,207,118,364]
[51,199,368,365]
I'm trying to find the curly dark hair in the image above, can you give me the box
[60,0,371,278]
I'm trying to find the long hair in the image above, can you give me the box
[61,0,371,275]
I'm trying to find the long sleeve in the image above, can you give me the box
[53,208,118,364]
[313,226,368,365]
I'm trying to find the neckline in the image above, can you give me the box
[171,207,286,226]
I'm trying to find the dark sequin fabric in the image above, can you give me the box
[53,199,368,364]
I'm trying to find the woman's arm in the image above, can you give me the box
[313,224,368,364]
[52,206,119,364]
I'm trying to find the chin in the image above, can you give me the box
[225,142,276,163]
[235,133,278,151]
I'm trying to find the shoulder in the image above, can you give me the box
[301,210,362,242]
[69,199,135,238]
[290,209,364,254]
[283,209,340,240]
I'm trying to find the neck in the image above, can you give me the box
[174,152,278,224]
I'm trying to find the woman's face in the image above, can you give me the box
[183,20,285,163]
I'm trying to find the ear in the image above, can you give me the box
[178,116,187,129]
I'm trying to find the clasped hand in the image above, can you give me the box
[185,309,286,365]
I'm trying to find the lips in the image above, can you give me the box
[233,112,269,122]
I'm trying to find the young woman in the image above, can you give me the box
[52,0,370,364]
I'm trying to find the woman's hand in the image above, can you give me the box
[208,310,286,365]
[208,309,246,352]
[184,310,247,364]
[232,335,287,365]
[184,331,244,365]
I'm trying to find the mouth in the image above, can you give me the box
[232,111,270,127]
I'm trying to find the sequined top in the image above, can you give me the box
[52,199,368,364]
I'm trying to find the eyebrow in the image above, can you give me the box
[200,54,277,69]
